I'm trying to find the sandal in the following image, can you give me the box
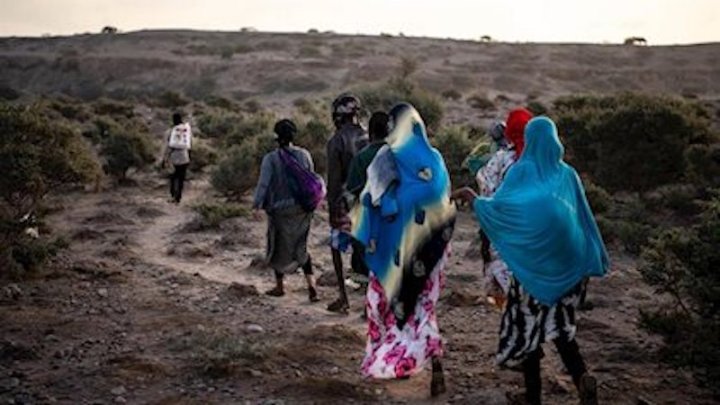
[264,287,284,297]
[326,297,349,314]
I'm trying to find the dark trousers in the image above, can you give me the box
[523,337,587,405]
[170,164,188,202]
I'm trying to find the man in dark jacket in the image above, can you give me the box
[325,93,369,313]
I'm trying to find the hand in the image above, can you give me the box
[451,187,478,206]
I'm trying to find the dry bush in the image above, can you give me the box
[467,94,495,110]
[441,89,462,101]
[191,202,249,229]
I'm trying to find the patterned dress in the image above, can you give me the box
[362,247,449,378]
[475,149,516,294]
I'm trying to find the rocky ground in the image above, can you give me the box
[0,174,715,405]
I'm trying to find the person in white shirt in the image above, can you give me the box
[163,112,192,203]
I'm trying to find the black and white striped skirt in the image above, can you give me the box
[496,277,585,368]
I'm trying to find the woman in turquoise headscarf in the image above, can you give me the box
[453,117,609,405]
[352,103,456,397]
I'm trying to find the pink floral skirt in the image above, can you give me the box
[361,247,449,379]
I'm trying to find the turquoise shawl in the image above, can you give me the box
[352,104,456,307]
[473,117,609,305]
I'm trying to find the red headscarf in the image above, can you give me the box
[504,108,534,158]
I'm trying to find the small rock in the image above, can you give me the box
[8,377,20,388]
[110,386,127,396]
[249,369,263,378]
[4,284,22,300]
[97,288,109,298]
[637,396,657,405]
[227,283,260,299]
[44,334,59,343]
[329,366,339,375]
[114,396,127,404]
[316,271,338,287]
[246,324,264,333]
[294,370,303,378]
[452,394,465,401]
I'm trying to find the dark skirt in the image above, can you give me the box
[266,205,312,274]
[496,276,585,368]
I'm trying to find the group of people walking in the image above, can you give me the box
[164,93,609,404]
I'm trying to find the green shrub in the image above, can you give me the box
[359,77,444,131]
[243,100,263,114]
[205,96,237,111]
[0,85,21,101]
[198,110,242,139]
[296,118,331,174]
[189,141,219,173]
[583,180,612,214]
[156,91,190,108]
[685,143,720,187]
[224,114,275,147]
[185,77,218,100]
[220,47,234,60]
[192,202,249,229]
[298,45,322,58]
[553,93,715,192]
[639,197,720,393]
[101,131,156,181]
[526,100,548,115]
[642,184,701,217]
[433,126,474,187]
[0,104,100,275]
[210,142,259,199]
[49,99,91,121]
[596,217,653,255]
[93,99,134,118]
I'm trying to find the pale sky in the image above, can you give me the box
[1,0,718,44]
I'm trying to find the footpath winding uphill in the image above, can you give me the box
[0,174,715,404]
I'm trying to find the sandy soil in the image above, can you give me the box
[0,172,716,405]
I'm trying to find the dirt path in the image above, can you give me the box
[1,175,716,404]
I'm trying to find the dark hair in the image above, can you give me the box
[274,119,297,146]
[369,111,390,141]
[172,112,183,126]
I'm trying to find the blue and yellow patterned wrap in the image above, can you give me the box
[351,104,456,320]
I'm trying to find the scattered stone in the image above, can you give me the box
[97,288,109,298]
[249,369,263,378]
[4,284,22,300]
[316,271,338,287]
[110,386,127,396]
[637,396,657,405]
[444,289,481,307]
[330,366,339,375]
[44,334,59,343]
[227,283,259,299]
[245,324,264,334]
[114,396,127,404]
